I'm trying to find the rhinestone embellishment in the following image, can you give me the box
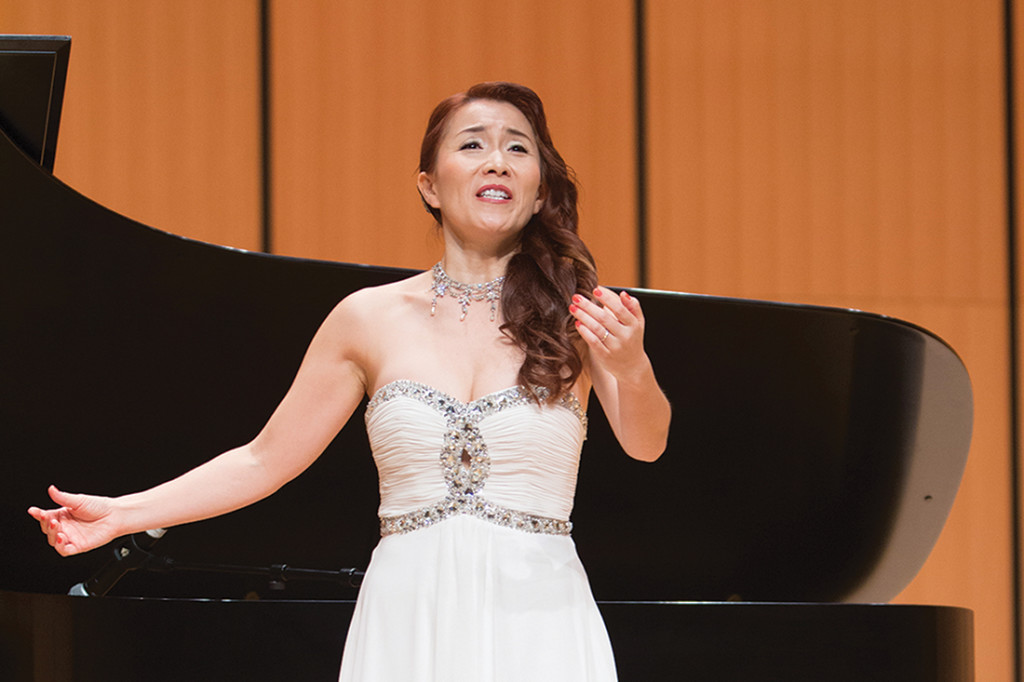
[429,262,505,321]
[367,380,586,537]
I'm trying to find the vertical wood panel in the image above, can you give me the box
[0,1,262,250]
[1014,0,1024,675]
[647,1,1012,679]
[270,0,637,285]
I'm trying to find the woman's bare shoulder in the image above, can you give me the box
[316,271,431,350]
[328,271,430,317]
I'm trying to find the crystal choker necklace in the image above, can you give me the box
[429,262,505,321]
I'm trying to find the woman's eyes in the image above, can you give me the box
[457,141,530,153]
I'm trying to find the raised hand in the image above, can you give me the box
[27,485,122,557]
[569,286,650,381]
[569,285,669,461]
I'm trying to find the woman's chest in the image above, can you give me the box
[363,311,525,401]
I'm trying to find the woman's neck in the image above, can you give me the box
[439,237,518,283]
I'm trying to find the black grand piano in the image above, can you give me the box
[0,37,975,680]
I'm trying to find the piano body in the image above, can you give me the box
[0,37,974,680]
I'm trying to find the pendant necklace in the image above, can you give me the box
[429,262,505,321]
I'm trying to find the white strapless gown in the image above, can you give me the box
[338,380,617,682]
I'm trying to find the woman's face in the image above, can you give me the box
[418,99,544,247]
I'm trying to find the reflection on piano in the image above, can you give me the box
[0,37,974,680]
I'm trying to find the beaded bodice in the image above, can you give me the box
[365,380,588,536]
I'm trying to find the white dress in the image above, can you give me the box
[338,380,617,682]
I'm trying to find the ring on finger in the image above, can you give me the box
[602,328,610,341]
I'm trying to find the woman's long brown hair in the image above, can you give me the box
[418,82,598,402]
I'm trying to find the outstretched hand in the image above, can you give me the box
[569,286,650,380]
[27,485,120,557]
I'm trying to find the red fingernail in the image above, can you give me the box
[569,304,578,314]
[593,288,603,297]
[575,320,582,328]
[572,294,582,304]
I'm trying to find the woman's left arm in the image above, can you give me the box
[570,286,671,461]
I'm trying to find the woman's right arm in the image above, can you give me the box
[28,293,372,557]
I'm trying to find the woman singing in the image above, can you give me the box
[30,81,671,681]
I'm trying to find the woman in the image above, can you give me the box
[29,82,671,681]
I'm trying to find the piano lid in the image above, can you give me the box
[0,77,972,604]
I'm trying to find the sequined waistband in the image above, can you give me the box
[379,492,572,537]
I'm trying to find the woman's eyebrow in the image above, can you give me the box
[456,124,531,139]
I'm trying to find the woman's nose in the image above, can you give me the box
[485,151,510,175]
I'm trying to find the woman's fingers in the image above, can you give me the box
[592,286,634,326]
[48,484,81,510]
[616,288,644,323]
[569,286,645,347]
[573,316,606,346]
[571,290,616,334]
[570,297,610,344]
[48,484,66,504]
[28,485,113,557]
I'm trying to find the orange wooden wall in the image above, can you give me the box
[0,2,262,251]
[2,1,1019,679]
[269,1,637,285]
[646,3,1015,681]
